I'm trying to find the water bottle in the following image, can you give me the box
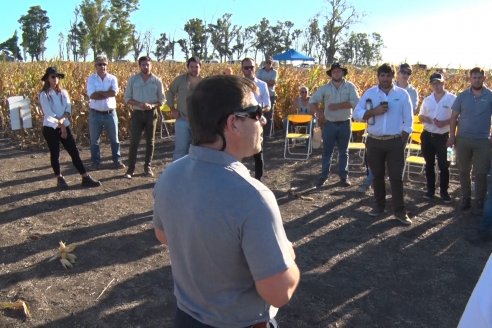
[447,147,455,165]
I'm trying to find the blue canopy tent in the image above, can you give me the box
[272,49,315,62]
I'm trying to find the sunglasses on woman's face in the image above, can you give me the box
[50,75,59,79]
[233,105,263,121]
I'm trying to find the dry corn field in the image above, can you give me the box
[0,61,472,146]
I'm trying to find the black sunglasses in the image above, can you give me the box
[233,105,263,121]
[97,63,107,67]
[49,75,59,79]
[242,66,254,70]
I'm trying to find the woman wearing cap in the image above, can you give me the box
[39,66,101,189]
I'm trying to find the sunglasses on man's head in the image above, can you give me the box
[233,105,263,121]
[242,66,254,70]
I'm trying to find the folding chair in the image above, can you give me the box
[284,114,313,160]
[348,121,367,168]
[403,154,426,182]
[159,104,176,140]
[406,122,423,155]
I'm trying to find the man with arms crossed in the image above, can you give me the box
[418,72,456,202]
[310,63,359,187]
[447,67,492,214]
[167,56,203,161]
[353,64,414,225]
[123,56,165,179]
[153,75,300,327]
[242,57,271,180]
[87,54,125,170]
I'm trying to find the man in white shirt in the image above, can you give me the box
[242,57,271,180]
[87,54,125,170]
[418,72,456,203]
[353,63,414,225]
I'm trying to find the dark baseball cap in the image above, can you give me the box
[429,72,444,83]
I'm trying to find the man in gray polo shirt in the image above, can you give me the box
[153,75,300,327]
[448,67,492,214]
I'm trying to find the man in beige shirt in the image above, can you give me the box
[166,57,203,161]
[123,56,165,178]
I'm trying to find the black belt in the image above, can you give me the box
[422,130,448,137]
[326,119,350,125]
[91,108,114,115]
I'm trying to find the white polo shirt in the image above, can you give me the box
[419,91,456,134]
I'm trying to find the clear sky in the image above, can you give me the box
[1,0,490,69]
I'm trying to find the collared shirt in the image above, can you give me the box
[166,73,202,118]
[419,91,456,134]
[39,89,71,129]
[309,79,359,122]
[124,73,165,110]
[253,78,271,109]
[153,145,294,327]
[86,72,118,110]
[256,68,278,96]
[395,82,419,113]
[452,87,492,139]
[354,85,413,135]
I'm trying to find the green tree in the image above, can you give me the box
[154,33,173,61]
[184,18,208,58]
[207,13,240,62]
[0,31,23,61]
[101,0,139,60]
[80,0,109,59]
[318,0,360,64]
[340,32,383,66]
[18,5,51,61]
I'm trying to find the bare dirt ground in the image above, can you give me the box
[1,132,491,328]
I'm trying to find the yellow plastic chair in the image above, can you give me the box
[347,121,367,168]
[406,122,424,155]
[284,114,313,160]
[159,104,176,140]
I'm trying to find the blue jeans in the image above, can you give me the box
[320,120,351,181]
[173,118,192,161]
[480,168,492,235]
[89,109,121,165]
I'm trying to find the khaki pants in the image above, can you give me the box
[456,137,491,203]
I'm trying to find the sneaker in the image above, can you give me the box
[81,175,102,187]
[340,179,351,187]
[394,213,413,226]
[369,207,386,217]
[144,167,154,177]
[440,192,453,203]
[124,171,134,179]
[460,198,471,211]
[57,176,69,190]
[423,191,434,200]
[114,161,126,169]
[315,178,327,188]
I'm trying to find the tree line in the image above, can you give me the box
[0,0,384,66]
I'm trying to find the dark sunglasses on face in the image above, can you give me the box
[233,105,263,121]
[242,66,254,70]
[97,63,107,67]
[49,75,59,79]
